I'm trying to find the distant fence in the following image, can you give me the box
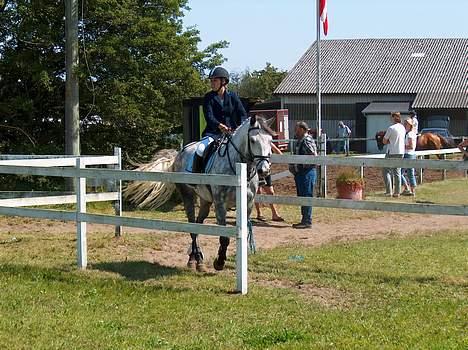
[0,153,250,295]
[258,154,468,217]
[355,148,465,182]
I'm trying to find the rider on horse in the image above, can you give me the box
[192,66,248,173]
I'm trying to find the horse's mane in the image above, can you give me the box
[232,116,277,137]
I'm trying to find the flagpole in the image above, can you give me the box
[316,0,321,139]
[316,0,327,198]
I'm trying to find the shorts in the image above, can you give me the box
[258,175,272,187]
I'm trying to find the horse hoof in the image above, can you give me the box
[196,262,207,273]
[213,257,225,271]
[187,259,197,270]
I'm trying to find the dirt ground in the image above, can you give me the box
[1,162,466,270]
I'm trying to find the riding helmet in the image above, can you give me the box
[209,66,230,83]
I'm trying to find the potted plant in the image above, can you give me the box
[336,168,365,200]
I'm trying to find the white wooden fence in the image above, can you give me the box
[0,153,250,295]
[258,154,468,216]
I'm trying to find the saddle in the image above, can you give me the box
[192,138,221,173]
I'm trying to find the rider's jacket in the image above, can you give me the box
[202,90,247,138]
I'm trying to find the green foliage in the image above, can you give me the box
[0,0,227,164]
[230,63,287,100]
[336,167,364,187]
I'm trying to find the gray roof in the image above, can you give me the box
[361,102,411,115]
[274,38,467,108]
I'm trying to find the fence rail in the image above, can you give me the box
[271,154,467,171]
[259,153,468,217]
[257,195,468,216]
[0,154,249,295]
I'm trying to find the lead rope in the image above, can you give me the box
[247,219,256,254]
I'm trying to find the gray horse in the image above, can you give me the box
[124,116,275,272]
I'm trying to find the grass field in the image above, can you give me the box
[0,229,466,349]
[0,179,467,349]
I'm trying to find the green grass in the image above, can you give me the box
[0,178,466,348]
[367,178,468,205]
[0,228,466,349]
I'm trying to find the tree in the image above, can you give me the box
[231,63,287,101]
[0,0,227,161]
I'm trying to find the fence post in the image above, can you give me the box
[114,147,123,237]
[418,155,424,184]
[319,133,327,198]
[76,157,87,269]
[442,154,447,180]
[235,163,248,294]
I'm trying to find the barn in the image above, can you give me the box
[274,38,468,152]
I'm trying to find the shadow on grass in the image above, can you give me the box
[92,260,185,281]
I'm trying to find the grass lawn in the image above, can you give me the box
[0,228,466,349]
[0,178,466,349]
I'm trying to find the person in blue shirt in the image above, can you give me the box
[192,66,247,173]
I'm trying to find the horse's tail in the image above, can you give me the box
[123,149,178,209]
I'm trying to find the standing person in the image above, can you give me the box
[255,143,284,222]
[458,139,468,161]
[382,112,406,197]
[192,66,247,173]
[337,121,351,156]
[401,118,417,196]
[289,121,317,229]
[409,110,419,134]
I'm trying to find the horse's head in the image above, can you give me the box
[232,115,276,179]
[375,131,386,151]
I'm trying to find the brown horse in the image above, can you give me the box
[415,132,456,151]
[375,131,455,152]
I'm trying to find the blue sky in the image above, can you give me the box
[183,0,468,73]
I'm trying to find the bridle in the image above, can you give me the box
[218,126,271,180]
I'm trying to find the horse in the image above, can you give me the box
[375,131,455,152]
[124,116,275,272]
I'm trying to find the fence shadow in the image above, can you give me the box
[92,260,184,281]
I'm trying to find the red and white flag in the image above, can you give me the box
[319,0,328,35]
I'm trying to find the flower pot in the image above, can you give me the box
[336,183,363,200]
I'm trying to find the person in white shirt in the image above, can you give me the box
[382,112,406,197]
[401,118,417,196]
[409,110,419,134]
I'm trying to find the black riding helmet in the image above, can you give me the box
[209,66,229,84]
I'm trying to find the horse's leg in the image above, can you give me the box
[192,199,211,272]
[178,185,199,270]
[213,195,229,271]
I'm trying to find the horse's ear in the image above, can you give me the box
[250,115,256,126]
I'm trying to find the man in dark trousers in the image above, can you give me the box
[289,121,317,229]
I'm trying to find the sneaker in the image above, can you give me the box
[392,193,400,198]
[401,189,412,196]
[385,193,393,197]
[292,223,312,229]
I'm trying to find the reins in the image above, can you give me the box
[217,126,271,181]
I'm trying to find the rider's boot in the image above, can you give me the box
[192,154,204,173]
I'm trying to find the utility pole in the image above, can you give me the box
[65,0,80,157]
